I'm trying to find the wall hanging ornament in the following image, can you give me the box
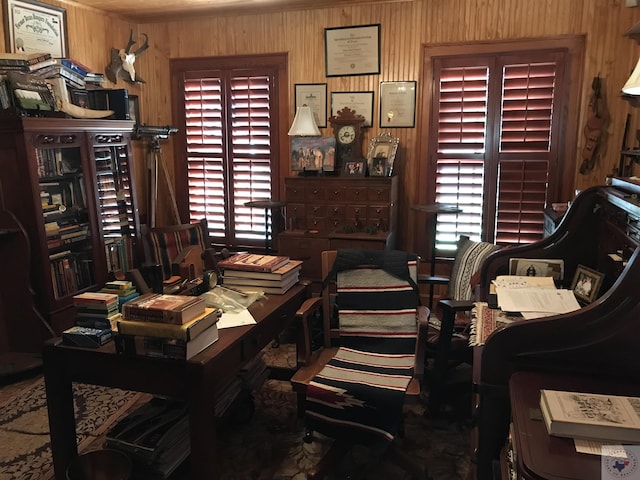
[106,30,149,84]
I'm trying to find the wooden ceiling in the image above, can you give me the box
[73,0,404,22]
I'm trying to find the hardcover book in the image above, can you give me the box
[114,323,219,360]
[217,253,290,273]
[226,274,300,295]
[222,272,299,288]
[73,291,119,308]
[540,389,640,443]
[117,307,221,341]
[121,293,206,325]
[221,259,303,280]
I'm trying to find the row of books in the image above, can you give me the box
[540,388,640,444]
[218,253,302,294]
[49,250,94,299]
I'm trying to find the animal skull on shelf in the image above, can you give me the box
[106,30,149,84]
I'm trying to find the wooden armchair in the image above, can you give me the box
[141,219,218,285]
[419,235,500,416]
[290,249,430,480]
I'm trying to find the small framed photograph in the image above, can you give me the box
[508,258,565,281]
[294,83,327,128]
[324,24,380,77]
[570,264,604,304]
[291,136,336,172]
[128,95,140,126]
[331,91,374,127]
[4,0,68,57]
[366,132,399,176]
[379,81,417,128]
[344,160,365,176]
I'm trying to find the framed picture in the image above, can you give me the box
[366,132,399,176]
[294,83,327,128]
[128,95,140,126]
[570,265,604,304]
[4,0,68,57]
[343,160,365,176]
[69,88,89,109]
[331,91,374,127]
[508,258,565,281]
[291,136,336,172]
[379,81,417,128]
[324,24,380,77]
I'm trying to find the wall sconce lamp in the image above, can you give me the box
[288,105,320,136]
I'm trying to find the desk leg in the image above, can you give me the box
[188,370,218,479]
[43,345,77,479]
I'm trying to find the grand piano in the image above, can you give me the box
[471,177,640,479]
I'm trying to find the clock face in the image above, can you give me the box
[338,125,356,145]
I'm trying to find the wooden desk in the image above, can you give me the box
[43,284,308,479]
[506,371,640,480]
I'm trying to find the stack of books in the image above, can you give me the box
[101,279,141,310]
[115,293,221,360]
[0,52,55,75]
[218,254,302,294]
[62,291,122,347]
[72,291,121,330]
[539,388,640,443]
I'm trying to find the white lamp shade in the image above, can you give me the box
[623,57,640,95]
[288,106,321,136]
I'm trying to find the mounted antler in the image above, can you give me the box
[105,30,149,84]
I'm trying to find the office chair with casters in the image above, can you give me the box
[291,249,430,480]
[420,235,500,416]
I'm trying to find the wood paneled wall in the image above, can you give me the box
[2,0,640,253]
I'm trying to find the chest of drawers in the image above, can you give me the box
[278,176,397,283]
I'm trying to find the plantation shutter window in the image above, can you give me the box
[431,50,566,251]
[173,57,283,250]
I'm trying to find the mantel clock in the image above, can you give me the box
[329,107,366,168]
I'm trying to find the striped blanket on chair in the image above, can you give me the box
[306,252,419,446]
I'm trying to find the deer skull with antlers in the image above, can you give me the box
[106,30,149,84]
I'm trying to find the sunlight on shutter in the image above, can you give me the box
[230,75,272,242]
[185,77,227,240]
[495,60,556,244]
[434,65,489,251]
[183,73,274,246]
[95,145,136,239]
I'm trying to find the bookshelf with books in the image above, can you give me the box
[0,115,140,334]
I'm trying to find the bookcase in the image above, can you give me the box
[0,115,140,334]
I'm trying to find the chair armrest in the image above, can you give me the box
[295,296,323,367]
[418,274,449,285]
[438,298,474,312]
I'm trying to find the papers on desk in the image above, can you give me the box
[493,275,581,318]
[216,308,257,329]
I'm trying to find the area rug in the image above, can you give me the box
[0,377,142,480]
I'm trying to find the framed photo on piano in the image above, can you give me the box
[508,258,564,281]
[570,264,604,304]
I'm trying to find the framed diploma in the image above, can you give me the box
[324,24,380,77]
[294,83,327,128]
[4,0,68,57]
[331,91,374,127]
[379,81,417,128]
